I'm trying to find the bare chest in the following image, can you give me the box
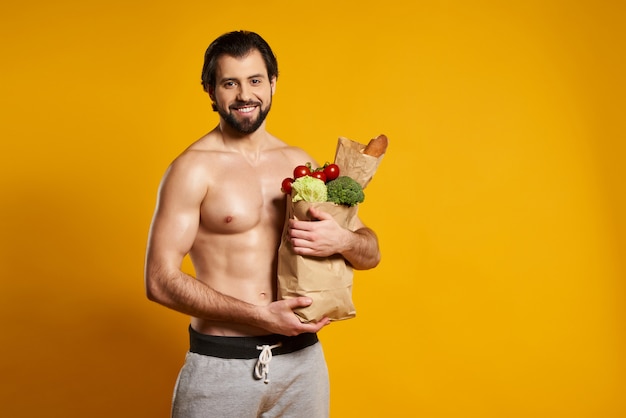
[199,158,287,234]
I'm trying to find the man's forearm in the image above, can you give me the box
[341,227,380,270]
[146,268,260,324]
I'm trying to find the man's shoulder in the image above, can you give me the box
[170,132,224,166]
[163,140,219,185]
[183,130,224,153]
[266,137,313,163]
[169,147,211,172]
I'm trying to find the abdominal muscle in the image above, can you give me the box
[188,209,284,337]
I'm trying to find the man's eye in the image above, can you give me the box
[224,81,237,88]
[251,79,261,85]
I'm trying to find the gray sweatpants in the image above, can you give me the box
[171,342,329,418]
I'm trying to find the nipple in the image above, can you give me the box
[224,215,233,223]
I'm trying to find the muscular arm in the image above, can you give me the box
[340,223,381,270]
[144,155,327,335]
[288,206,381,270]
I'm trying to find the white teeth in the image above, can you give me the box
[238,106,255,113]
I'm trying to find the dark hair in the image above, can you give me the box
[201,30,279,94]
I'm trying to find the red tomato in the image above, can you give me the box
[323,164,340,181]
[310,170,327,183]
[281,177,294,194]
[293,165,311,179]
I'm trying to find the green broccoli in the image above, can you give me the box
[326,176,365,207]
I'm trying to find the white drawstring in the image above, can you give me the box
[255,343,282,383]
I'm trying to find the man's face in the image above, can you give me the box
[210,50,276,135]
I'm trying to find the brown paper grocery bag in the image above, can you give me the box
[277,136,385,323]
[277,201,359,323]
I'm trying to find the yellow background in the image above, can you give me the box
[1,1,624,417]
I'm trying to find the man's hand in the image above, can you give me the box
[259,297,331,336]
[288,205,381,270]
[288,206,348,257]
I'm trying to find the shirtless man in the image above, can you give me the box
[144,31,380,418]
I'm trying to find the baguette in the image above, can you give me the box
[363,134,388,157]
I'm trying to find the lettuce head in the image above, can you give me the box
[291,176,328,203]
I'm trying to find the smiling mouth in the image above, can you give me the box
[236,106,257,113]
[231,102,261,114]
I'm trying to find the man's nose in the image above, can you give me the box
[237,84,251,101]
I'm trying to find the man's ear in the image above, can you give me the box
[207,84,215,100]
[270,76,277,95]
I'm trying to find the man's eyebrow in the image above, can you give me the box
[218,73,267,83]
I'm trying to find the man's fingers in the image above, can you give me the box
[307,206,331,221]
[289,218,314,232]
[284,296,313,309]
[305,317,331,332]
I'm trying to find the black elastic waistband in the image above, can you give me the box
[188,326,319,359]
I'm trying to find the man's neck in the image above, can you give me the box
[217,122,272,160]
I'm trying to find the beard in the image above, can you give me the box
[217,98,272,135]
